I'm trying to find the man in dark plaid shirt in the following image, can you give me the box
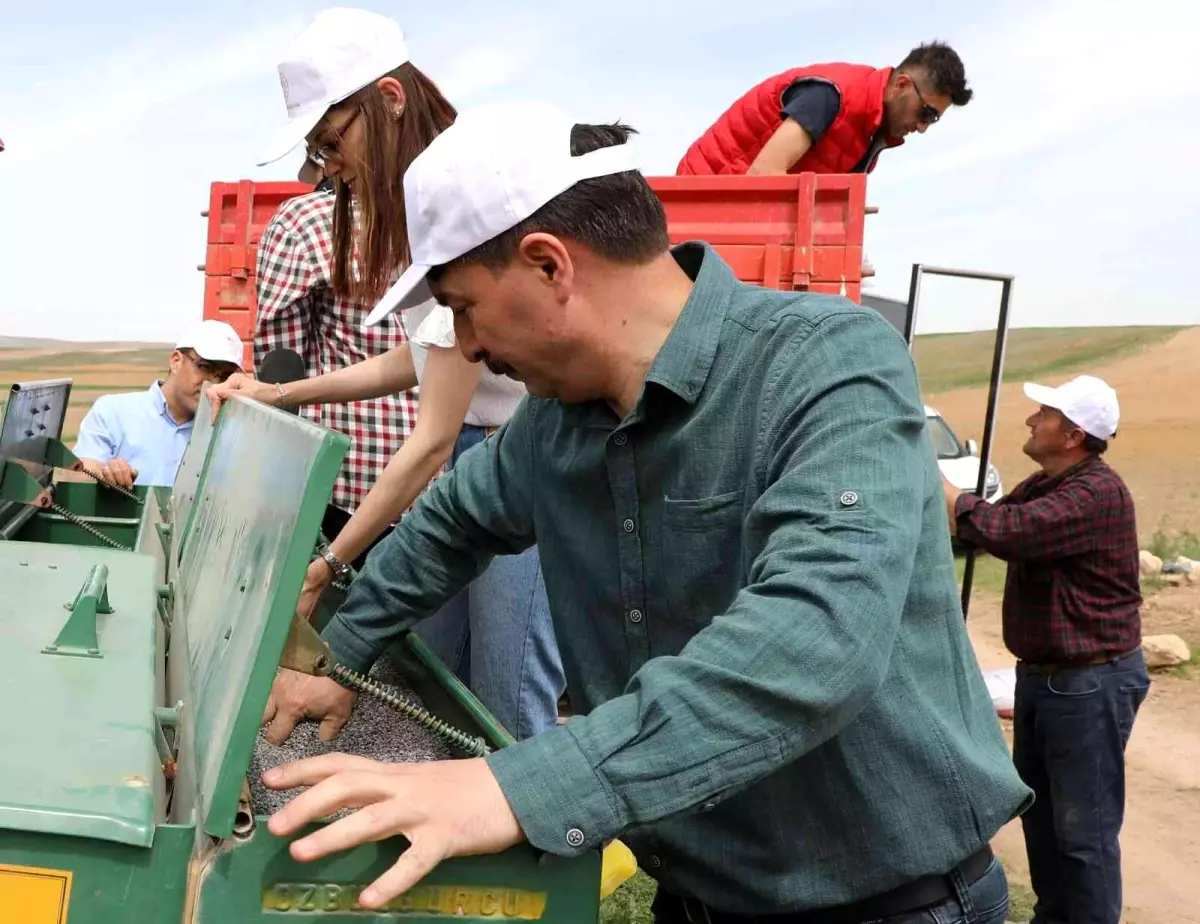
[255,187,420,522]
[945,374,1148,924]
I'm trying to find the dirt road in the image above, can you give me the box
[969,584,1200,924]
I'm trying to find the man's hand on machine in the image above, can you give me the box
[262,753,525,909]
[79,457,137,489]
[262,669,357,745]
[206,372,286,421]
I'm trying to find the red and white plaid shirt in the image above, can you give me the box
[255,189,420,514]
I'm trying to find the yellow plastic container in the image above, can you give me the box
[599,839,639,899]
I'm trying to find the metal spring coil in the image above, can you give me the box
[331,663,492,758]
[80,467,145,506]
[50,503,131,552]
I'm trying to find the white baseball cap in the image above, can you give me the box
[1023,374,1120,441]
[362,100,640,328]
[176,321,245,369]
[258,7,410,169]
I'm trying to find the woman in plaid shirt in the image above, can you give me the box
[227,8,565,740]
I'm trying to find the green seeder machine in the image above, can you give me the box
[0,378,630,923]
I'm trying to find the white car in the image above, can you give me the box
[925,405,1004,503]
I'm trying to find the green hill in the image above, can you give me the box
[913,326,1186,394]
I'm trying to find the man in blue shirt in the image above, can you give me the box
[73,320,243,488]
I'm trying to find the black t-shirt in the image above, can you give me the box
[780,79,842,142]
[779,78,886,173]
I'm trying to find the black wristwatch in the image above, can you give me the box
[315,541,352,583]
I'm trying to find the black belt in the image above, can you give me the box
[1018,646,1140,675]
[654,845,994,924]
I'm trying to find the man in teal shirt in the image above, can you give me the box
[260,101,1031,922]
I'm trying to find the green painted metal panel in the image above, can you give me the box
[195,826,602,923]
[0,542,160,847]
[167,390,217,571]
[0,822,193,924]
[177,395,348,841]
[0,458,51,507]
[45,481,149,520]
[12,512,143,549]
[3,481,148,549]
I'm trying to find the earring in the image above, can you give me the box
[393,107,404,121]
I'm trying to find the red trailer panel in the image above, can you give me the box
[200,174,871,371]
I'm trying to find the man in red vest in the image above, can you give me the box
[677,41,972,176]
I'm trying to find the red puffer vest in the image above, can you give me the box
[677,63,903,175]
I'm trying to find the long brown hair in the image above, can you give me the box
[329,62,456,303]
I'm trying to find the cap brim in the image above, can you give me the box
[188,339,243,367]
[257,106,327,168]
[1022,382,1062,409]
[363,264,434,328]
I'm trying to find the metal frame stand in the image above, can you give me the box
[905,265,1014,619]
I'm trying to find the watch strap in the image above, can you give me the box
[316,541,352,581]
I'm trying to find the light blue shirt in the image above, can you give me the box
[72,382,193,487]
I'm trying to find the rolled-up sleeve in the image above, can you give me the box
[320,402,539,672]
[955,485,1096,561]
[487,312,928,855]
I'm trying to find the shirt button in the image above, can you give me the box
[565,828,585,848]
[623,518,635,533]
[629,608,643,623]
[648,855,662,869]
[613,432,628,446]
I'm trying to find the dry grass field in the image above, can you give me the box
[0,343,169,443]
[5,325,1194,543]
[922,325,1199,543]
[3,325,1198,923]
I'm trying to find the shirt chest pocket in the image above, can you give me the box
[657,491,744,627]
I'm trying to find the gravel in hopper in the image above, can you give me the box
[249,655,454,818]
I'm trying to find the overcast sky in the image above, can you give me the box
[0,0,1194,342]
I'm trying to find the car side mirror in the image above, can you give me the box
[966,439,979,456]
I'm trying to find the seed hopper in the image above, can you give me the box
[0,380,627,923]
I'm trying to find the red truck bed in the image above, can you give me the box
[201,174,869,371]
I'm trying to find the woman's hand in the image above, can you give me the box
[298,558,335,622]
[207,373,285,421]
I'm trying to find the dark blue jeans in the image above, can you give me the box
[1013,648,1150,924]
[651,856,1010,923]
